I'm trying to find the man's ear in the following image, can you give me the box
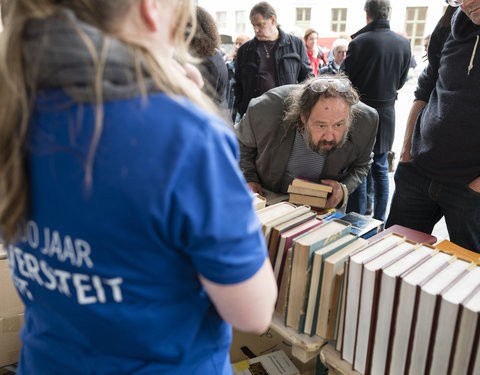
[140,0,160,31]
[271,15,277,26]
[300,113,306,125]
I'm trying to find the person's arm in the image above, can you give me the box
[399,100,427,162]
[236,104,262,187]
[340,38,357,76]
[233,46,245,115]
[199,258,277,333]
[247,181,263,195]
[468,176,480,193]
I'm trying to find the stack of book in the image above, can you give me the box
[252,193,266,210]
[287,178,332,209]
[339,234,480,375]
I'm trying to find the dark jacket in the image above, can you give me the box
[411,8,480,184]
[234,28,313,116]
[235,85,379,195]
[319,60,340,75]
[200,50,229,109]
[342,19,411,154]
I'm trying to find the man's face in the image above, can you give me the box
[333,47,348,66]
[251,14,277,41]
[301,96,350,155]
[461,0,480,25]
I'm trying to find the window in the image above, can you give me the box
[295,7,311,32]
[331,8,347,33]
[216,11,227,31]
[235,10,246,35]
[405,7,428,49]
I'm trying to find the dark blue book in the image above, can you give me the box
[340,212,384,239]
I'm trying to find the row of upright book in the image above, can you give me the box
[255,200,383,339]
[254,197,480,375]
[341,236,480,375]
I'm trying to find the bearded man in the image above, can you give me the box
[236,75,378,210]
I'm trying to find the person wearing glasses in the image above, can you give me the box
[319,38,349,76]
[387,1,480,253]
[235,75,378,210]
[0,0,277,373]
[234,1,313,119]
[341,0,411,223]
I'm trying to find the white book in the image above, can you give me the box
[263,205,311,245]
[353,240,418,374]
[368,245,436,375]
[341,233,405,364]
[381,251,453,375]
[393,258,470,375]
[449,287,480,375]
[427,266,480,375]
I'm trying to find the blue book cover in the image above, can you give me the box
[340,212,384,239]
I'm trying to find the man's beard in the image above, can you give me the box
[302,126,349,156]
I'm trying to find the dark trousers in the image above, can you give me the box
[386,162,480,253]
[347,152,390,222]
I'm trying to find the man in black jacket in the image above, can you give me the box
[342,0,411,222]
[234,1,313,117]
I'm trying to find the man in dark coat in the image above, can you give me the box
[234,1,313,117]
[342,0,411,222]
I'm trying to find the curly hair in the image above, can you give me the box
[189,6,220,57]
[283,74,360,132]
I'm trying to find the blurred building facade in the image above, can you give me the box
[197,0,446,54]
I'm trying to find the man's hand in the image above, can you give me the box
[248,182,263,195]
[468,176,480,193]
[321,179,344,209]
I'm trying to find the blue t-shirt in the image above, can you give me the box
[6,91,267,374]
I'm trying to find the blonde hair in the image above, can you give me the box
[0,0,212,243]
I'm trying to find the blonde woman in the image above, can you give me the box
[0,1,277,374]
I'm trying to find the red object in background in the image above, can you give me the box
[317,36,336,63]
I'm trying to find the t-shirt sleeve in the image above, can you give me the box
[166,114,267,285]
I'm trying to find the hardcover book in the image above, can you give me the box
[389,257,470,375]
[366,244,437,375]
[448,286,480,375]
[338,211,384,239]
[425,266,480,375]
[285,220,351,331]
[303,233,358,336]
[353,240,418,374]
[290,178,332,193]
[341,233,405,364]
[273,218,323,284]
[314,237,368,339]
